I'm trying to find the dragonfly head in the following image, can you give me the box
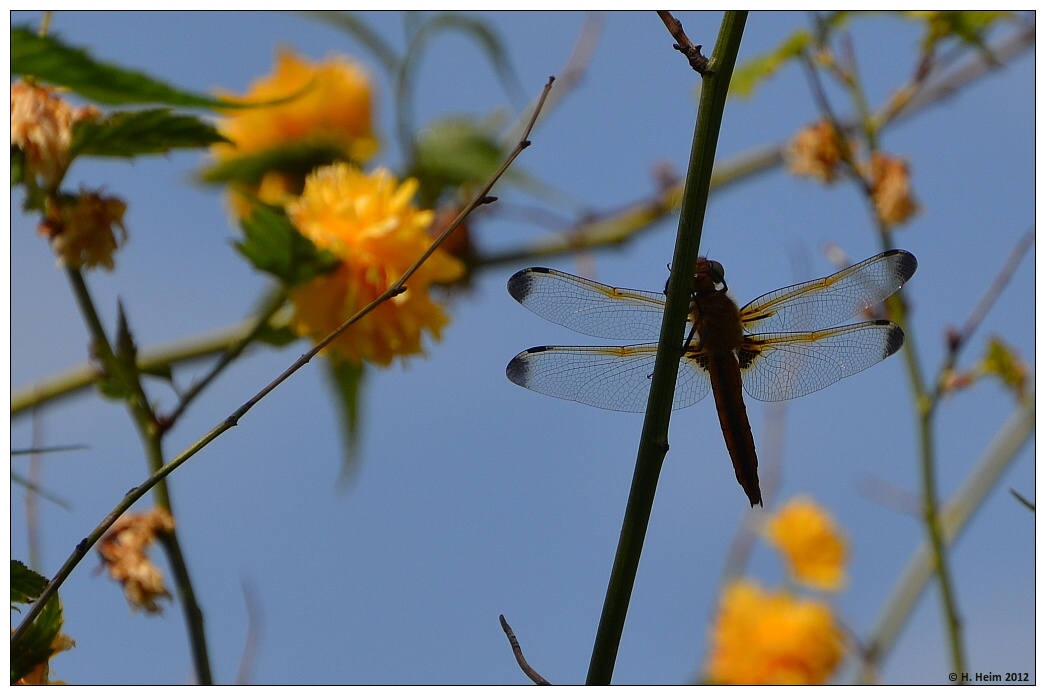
[692,258,729,295]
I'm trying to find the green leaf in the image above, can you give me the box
[981,336,1027,398]
[323,356,365,489]
[12,25,235,108]
[906,11,1014,53]
[199,140,350,187]
[11,592,64,683]
[97,302,139,400]
[11,560,48,606]
[255,323,301,348]
[412,116,504,201]
[236,204,340,286]
[71,109,228,159]
[730,29,811,100]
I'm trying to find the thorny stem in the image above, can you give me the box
[63,268,213,683]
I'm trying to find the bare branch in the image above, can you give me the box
[657,11,709,74]
[499,614,551,685]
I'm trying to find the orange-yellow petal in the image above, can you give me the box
[707,579,845,685]
[764,496,848,592]
[213,48,377,164]
[287,164,464,365]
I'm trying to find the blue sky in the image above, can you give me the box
[9,11,1036,685]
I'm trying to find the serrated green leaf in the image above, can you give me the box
[199,140,350,187]
[12,25,233,108]
[11,592,64,683]
[12,560,49,605]
[730,29,811,100]
[324,356,365,489]
[236,204,340,286]
[71,109,228,159]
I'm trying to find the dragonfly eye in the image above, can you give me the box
[709,260,727,289]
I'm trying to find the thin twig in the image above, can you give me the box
[11,76,557,652]
[159,286,289,434]
[947,228,1034,358]
[499,615,551,685]
[657,10,710,74]
[235,578,263,685]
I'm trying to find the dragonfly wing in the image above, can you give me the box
[739,321,905,402]
[507,344,712,412]
[508,267,671,340]
[740,249,917,333]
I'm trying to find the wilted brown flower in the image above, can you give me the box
[786,121,851,184]
[98,508,175,614]
[40,189,128,271]
[869,152,920,226]
[11,81,101,188]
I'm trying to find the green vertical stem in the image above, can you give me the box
[586,12,746,685]
[64,268,213,684]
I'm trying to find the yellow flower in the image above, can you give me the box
[869,152,920,226]
[98,508,175,614]
[213,49,378,215]
[11,81,101,188]
[786,120,851,184]
[40,189,128,271]
[707,580,845,685]
[764,496,848,591]
[287,164,465,365]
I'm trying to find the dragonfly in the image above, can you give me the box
[506,249,918,507]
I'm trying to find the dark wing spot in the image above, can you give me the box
[507,267,552,303]
[880,321,905,357]
[887,249,919,284]
[506,346,548,386]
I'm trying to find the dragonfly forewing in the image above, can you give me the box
[740,249,917,334]
[508,267,671,341]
